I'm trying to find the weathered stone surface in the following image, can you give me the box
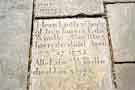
[0,0,33,90]
[104,0,135,2]
[106,4,135,62]
[34,0,104,17]
[30,18,113,90]
[114,64,135,90]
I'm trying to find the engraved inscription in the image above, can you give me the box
[35,0,104,17]
[30,18,113,90]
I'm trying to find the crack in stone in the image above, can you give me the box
[34,13,105,19]
[27,0,35,90]
[104,1,135,4]
[104,3,118,88]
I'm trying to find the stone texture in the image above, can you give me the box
[34,0,104,17]
[114,64,135,90]
[0,0,33,90]
[30,18,113,90]
[104,0,135,2]
[106,4,135,62]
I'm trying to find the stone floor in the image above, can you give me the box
[0,0,135,90]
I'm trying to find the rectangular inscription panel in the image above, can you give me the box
[35,0,104,17]
[30,18,113,90]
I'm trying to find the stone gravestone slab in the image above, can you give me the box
[106,4,135,62]
[30,18,113,90]
[0,0,33,90]
[34,0,104,17]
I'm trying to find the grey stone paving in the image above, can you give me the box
[114,64,135,90]
[106,3,135,62]
[106,3,135,90]
[0,0,33,90]
[1,0,135,90]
